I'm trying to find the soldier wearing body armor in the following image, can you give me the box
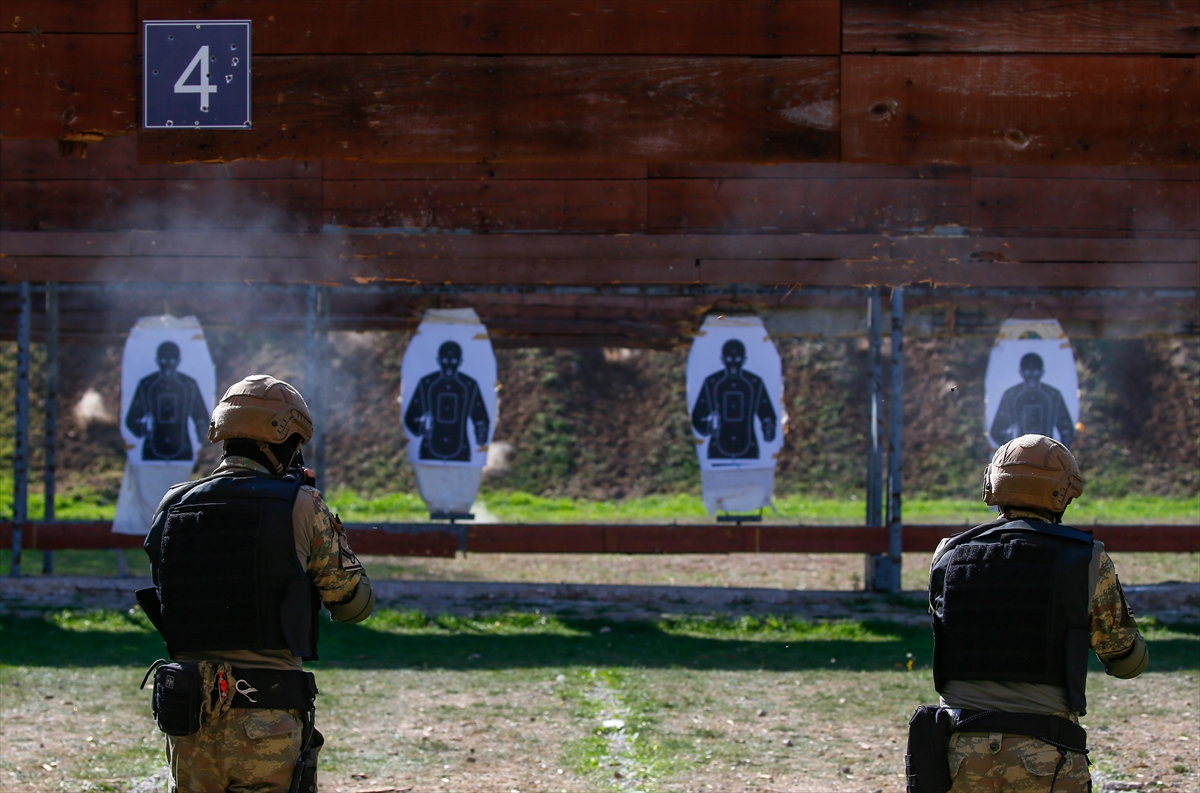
[906,435,1147,793]
[137,375,374,793]
[404,341,490,462]
[691,340,777,460]
[990,353,1075,447]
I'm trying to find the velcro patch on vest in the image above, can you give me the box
[942,538,1061,677]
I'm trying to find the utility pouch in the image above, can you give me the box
[292,728,323,793]
[905,705,954,793]
[151,662,204,736]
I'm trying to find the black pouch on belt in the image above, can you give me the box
[905,705,954,793]
[151,662,204,736]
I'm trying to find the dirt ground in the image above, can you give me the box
[2,665,1196,793]
[363,552,1200,592]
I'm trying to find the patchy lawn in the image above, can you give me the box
[1,610,1197,793]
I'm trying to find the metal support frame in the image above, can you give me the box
[304,285,330,490]
[43,284,59,574]
[11,283,31,576]
[864,288,886,588]
[881,287,906,593]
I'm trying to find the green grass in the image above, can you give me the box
[2,609,1197,793]
[4,481,1196,525]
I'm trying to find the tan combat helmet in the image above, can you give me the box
[208,375,313,446]
[983,434,1084,514]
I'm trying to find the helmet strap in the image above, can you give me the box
[255,441,285,474]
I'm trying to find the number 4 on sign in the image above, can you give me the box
[175,45,217,111]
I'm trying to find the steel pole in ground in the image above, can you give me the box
[883,287,905,593]
[11,283,32,576]
[864,288,885,589]
[43,284,59,574]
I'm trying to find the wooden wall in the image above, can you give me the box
[2,1,1196,164]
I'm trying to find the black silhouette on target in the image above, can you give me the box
[691,339,777,460]
[404,341,491,462]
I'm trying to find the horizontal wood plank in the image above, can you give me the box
[0,138,320,180]
[0,33,138,139]
[6,254,1196,288]
[137,55,840,164]
[972,177,1200,236]
[323,179,647,232]
[1,178,323,230]
[648,176,969,232]
[137,0,839,55]
[842,55,1200,166]
[696,260,1200,288]
[891,237,1200,265]
[4,1,136,34]
[4,523,1195,554]
[842,0,1200,54]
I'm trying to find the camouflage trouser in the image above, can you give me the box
[166,708,313,793]
[949,732,1090,792]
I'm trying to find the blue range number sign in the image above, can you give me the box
[143,21,251,130]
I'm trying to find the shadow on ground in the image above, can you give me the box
[2,613,1197,673]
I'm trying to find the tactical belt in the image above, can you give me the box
[229,667,318,711]
[952,709,1087,753]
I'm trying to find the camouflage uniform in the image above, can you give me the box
[940,510,1145,793]
[162,456,369,793]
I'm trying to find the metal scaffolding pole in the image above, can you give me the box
[11,283,31,577]
[43,284,59,574]
[864,287,885,588]
[304,285,329,490]
[883,287,906,593]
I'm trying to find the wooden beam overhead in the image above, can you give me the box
[135,55,841,163]
[4,231,1197,288]
[842,55,1200,166]
[136,0,841,55]
[842,0,1200,54]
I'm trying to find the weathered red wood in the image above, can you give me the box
[324,159,648,181]
[696,260,1200,288]
[842,0,1200,54]
[0,138,320,180]
[343,529,458,557]
[323,179,648,232]
[760,526,889,553]
[0,522,143,549]
[842,55,1200,166]
[647,176,969,232]
[972,177,1200,236]
[892,237,1200,265]
[5,523,1195,554]
[4,1,136,34]
[1,179,323,231]
[0,34,137,139]
[136,55,840,164]
[137,0,840,56]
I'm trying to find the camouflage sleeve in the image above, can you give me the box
[299,486,367,606]
[1090,547,1141,659]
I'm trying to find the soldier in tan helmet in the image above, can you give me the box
[905,434,1147,793]
[136,375,374,793]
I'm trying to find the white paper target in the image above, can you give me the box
[984,318,1079,448]
[400,308,497,468]
[119,315,216,466]
[686,314,785,472]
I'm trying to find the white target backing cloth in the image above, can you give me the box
[686,314,786,515]
[113,315,215,535]
[400,308,497,515]
[985,318,1080,448]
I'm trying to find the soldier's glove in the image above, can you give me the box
[326,580,375,624]
[1101,634,1148,679]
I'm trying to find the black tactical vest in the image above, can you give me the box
[930,518,1094,714]
[145,471,320,660]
